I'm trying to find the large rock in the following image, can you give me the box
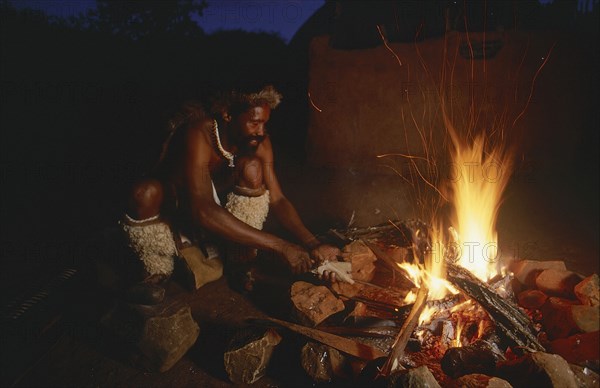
[301,341,348,383]
[388,365,441,388]
[550,331,600,364]
[451,374,513,388]
[341,240,378,282]
[540,297,579,339]
[497,352,578,388]
[535,269,582,298]
[509,260,566,287]
[291,281,345,326]
[176,245,223,290]
[574,274,600,306]
[570,363,600,388]
[223,328,282,385]
[101,298,200,372]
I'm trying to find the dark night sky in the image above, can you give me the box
[11,0,326,43]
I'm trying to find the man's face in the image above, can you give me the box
[233,104,271,150]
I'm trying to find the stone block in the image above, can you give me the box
[342,240,377,282]
[102,298,200,372]
[451,374,513,388]
[574,274,600,306]
[291,281,345,327]
[497,352,578,388]
[301,341,348,383]
[509,260,566,287]
[549,331,600,364]
[223,328,282,385]
[389,365,441,388]
[517,289,548,309]
[535,269,581,298]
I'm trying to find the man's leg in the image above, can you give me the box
[121,179,177,303]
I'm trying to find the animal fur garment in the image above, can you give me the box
[225,190,270,230]
[120,217,177,276]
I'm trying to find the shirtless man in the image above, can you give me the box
[121,85,340,296]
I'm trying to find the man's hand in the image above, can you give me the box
[310,244,342,283]
[310,244,341,264]
[280,243,313,274]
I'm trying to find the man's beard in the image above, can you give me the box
[241,134,266,150]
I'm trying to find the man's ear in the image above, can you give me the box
[222,111,232,123]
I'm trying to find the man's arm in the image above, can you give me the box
[259,137,340,263]
[184,125,312,273]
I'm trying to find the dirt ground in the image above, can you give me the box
[4,153,598,387]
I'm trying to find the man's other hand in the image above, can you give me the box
[310,244,341,264]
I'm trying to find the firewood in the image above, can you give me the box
[341,240,378,282]
[361,239,416,289]
[250,316,387,360]
[380,286,429,376]
[223,327,282,384]
[446,262,545,351]
[574,274,600,306]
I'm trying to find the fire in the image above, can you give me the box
[445,132,513,281]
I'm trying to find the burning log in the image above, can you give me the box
[379,286,429,376]
[446,262,545,351]
[223,327,282,384]
[362,239,416,289]
[249,316,387,360]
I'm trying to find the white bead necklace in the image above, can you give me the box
[212,119,235,168]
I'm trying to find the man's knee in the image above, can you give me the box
[127,179,164,220]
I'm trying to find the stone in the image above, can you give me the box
[300,341,348,383]
[497,352,578,388]
[341,240,378,282]
[517,289,548,309]
[571,305,600,333]
[101,298,200,372]
[291,281,345,326]
[176,245,223,290]
[451,374,513,388]
[441,340,502,379]
[388,365,441,388]
[574,274,600,306]
[509,260,566,287]
[535,269,582,297]
[223,328,282,385]
[570,363,600,388]
[540,297,579,339]
[550,331,600,364]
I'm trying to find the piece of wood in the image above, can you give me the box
[379,285,429,376]
[290,281,345,326]
[361,239,416,289]
[446,262,545,351]
[249,317,386,360]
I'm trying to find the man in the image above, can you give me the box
[121,85,339,297]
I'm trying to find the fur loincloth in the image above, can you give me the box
[225,190,270,230]
[120,215,177,276]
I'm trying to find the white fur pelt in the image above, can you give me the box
[225,190,270,230]
[120,216,177,276]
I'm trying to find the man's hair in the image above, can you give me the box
[211,85,282,117]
